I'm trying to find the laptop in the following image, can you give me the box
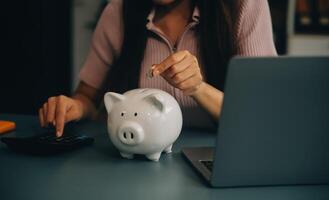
[182,57,329,187]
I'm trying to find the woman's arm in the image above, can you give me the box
[190,82,224,120]
[72,81,99,119]
[191,0,278,119]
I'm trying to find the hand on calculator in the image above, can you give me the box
[38,95,84,137]
[1,126,94,155]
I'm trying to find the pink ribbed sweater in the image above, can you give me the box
[79,0,277,129]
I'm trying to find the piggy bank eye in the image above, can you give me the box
[121,113,125,117]
[134,112,138,117]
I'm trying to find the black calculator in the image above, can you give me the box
[0,126,94,155]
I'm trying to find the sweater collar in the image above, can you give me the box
[146,5,200,29]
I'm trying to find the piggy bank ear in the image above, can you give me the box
[104,92,125,113]
[144,93,166,113]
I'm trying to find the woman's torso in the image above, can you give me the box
[79,0,277,130]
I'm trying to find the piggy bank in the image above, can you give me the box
[104,88,183,161]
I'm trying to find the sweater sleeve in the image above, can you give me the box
[235,0,277,56]
[79,0,124,89]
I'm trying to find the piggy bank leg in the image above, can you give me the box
[120,152,134,159]
[164,144,173,154]
[146,152,162,162]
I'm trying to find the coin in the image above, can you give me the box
[147,64,157,79]
[147,68,154,79]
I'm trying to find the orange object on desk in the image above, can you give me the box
[0,121,16,134]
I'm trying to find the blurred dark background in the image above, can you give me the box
[1,0,328,115]
[1,0,72,114]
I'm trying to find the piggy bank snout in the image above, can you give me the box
[118,122,144,146]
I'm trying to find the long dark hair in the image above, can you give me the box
[102,0,236,95]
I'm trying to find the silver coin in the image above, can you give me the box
[146,69,154,79]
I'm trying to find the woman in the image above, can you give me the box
[39,0,277,137]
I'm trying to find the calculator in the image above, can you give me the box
[0,128,94,155]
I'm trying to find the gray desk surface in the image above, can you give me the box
[0,114,328,200]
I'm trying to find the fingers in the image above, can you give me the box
[39,97,57,127]
[38,95,83,137]
[42,103,48,126]
[38,95,72,137]
[153,50,189,75]
[39,108,45,127]
[163,55,195,79]
[55,96,68,137]
[154,50,203,95]
[46,97,57,126]
[170,64,197,85]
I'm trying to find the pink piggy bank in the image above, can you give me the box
[104,88,183,161]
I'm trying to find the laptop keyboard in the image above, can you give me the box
[200,160,214,172]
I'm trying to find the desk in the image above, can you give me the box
[0,114,328,200]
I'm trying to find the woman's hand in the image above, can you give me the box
[152,50,204,96]
[152,50,224,120]
[38,95,84,137]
